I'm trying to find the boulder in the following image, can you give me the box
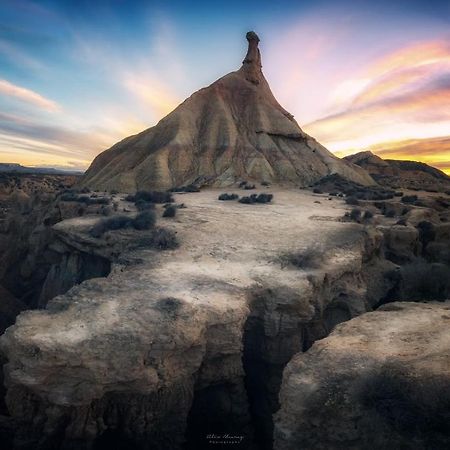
[275,301,450,450]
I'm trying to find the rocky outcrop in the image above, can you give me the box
[345,151,450,191]
[274,301,450,450]
[81,32,373,191]
[0,174,80,307]
[0,189,397,449]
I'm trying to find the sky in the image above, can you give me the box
[0,0,449,173]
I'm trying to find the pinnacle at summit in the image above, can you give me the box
[242,31,262,85]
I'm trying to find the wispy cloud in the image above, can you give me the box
[304,39,450,156]
[0,78,60,111]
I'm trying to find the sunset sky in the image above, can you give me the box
[0,0,449,173]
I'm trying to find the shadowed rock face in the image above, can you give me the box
[274,301,450,450]
[81,32,373,192]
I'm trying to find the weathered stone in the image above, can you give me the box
[274,301,450,450]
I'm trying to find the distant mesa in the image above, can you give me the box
[0,163,82,176]
[81,32,373,191]
[345,151,450,190]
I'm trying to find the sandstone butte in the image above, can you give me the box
[80,32,373,192]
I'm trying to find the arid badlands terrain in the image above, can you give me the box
[1,32,450,450]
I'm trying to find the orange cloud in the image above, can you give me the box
[367,40,450,77]
[369,137,450,175]
[305,38,450,162]
[0,79,60,112]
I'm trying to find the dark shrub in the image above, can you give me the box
[399,261,450,301]
[135,200,155,211]
[396,218,407,226]
[345,196,359,205]
[218,193,239,201]
[255,193,273,203]
[156,297,182,317]
[416,221,435,248]
[238,193,272,204]
[163,205,177,218]
[80,187,90,193]
[238,181,247,188]
[239,196,252,204]
[401,195,418,204]
[171,184,200,193]
[385,209,396,218]
[110,189,119,195]
[152,228,179,249]
[281,246,323,270]
[133,211,157,230]
[360,362,450,442]
[261,181,270,186]
[89,215,133,238]
[101,206,112,216]
[313,188,323,194]
[244,184,256,190]
[363,210,373,220]
[126,191,173,204]
[350,208,361,222]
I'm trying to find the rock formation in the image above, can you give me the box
[81,32,373,191]
[274,301,450,450]
[0,189,392,449]
[345,151,450,191]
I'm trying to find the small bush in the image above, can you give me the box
[261,181,270,186]
[239,196,254,204]
[151,228,179,249]
[398,261,450,301]
[126,191,173,204]
[170,184,200,193]
[90,215,133,237]
[281,246,323,270]
[163,205,177,218]
[218,193,239,201]
[238,193,273,204]
[350,208,361,222]
[345,196,359,205]
[135,200,155,211]
[101,206,112,216]
[244,184,256,190]
[238,181,247,188]
[363,210,373,221]
[133,211,157,230]
[396,218,407,226]
[401,195,418,204]
[385,209,396,218]
[313,188,323,194]
[110,189,119,195]
[394,191,404,197]
[255,193,273,203]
